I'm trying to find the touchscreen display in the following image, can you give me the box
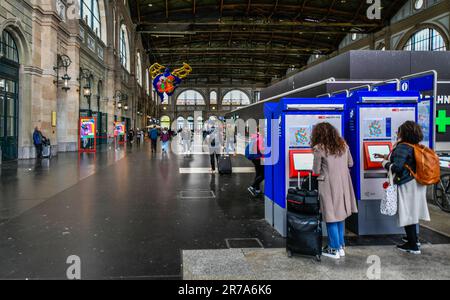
[368,145,391,162]
[293,153,314,171]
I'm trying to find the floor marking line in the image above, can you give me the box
[179,167,255,174]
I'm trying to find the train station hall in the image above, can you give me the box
[1,0,450,283]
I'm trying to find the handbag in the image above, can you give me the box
[380,164,398,216]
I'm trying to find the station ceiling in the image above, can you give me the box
[129,0,408,86]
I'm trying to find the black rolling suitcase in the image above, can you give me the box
[286,173,322,261]
[42,138,52,159]
[218,155,232,174]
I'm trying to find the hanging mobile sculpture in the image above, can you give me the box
[150,63,193,102]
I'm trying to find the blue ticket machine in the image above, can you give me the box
[345,91,420,235]
[264,98,347,237]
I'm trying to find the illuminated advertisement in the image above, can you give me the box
[80,118,96,139]
[114,122,126,137]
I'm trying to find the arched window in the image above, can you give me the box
[1,31,19,63]
[196,116,204,131]
[119,24,130,71]
[403,28,447,51]
[176,90,205,106]
[79,0,101,38]
[222,90,250,106]
[210,91,217,105]
[177,117,186,130]
[160,116,171,129]
[136,52,142,86]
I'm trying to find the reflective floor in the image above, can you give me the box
[0,142,283,279]
[0,141,449,280]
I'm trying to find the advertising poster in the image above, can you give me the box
[114,122,126,137]
[363,118,391,139]
[289,126,312,148]
[418,101,431,145]
[80,118,96,139]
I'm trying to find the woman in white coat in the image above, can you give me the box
[381,121,430,255]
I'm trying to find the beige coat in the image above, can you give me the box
[313,145,358,223]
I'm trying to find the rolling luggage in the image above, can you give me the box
[286,172,322,261]
[287,212,322,261]
[42,139,52,159]
[218,155,232,174]
[287,188,320,215]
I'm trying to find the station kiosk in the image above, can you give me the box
[345,91,420,235]
[264,98,347,237]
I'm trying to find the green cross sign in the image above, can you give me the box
[436,110,450,133]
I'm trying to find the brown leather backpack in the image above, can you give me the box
[402,143,441,186]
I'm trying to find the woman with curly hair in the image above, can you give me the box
[311,122,358,259]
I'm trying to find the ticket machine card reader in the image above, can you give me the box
[363,142,392,170]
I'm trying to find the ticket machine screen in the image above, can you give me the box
[289,150,317,178]
[364,142,392,169]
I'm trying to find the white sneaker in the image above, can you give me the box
[339,248,346,257]
[322,246,340,259]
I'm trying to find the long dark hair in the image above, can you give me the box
[398,121,424,145]
[311,122,346,156]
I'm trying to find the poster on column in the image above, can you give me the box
[114,122,126,137]
[80,118,96,139]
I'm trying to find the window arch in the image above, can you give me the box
[210,91,217,105]
[1,30,19,63]
[119,24,130,71]
[222,90,250,106]
[403,28,447,51]
[136,52,142,86]
[176,90,205,106]
[160,116,171,129]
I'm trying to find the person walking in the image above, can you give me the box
[246,130,265,197]
[206,125,223,173]
[33,127,44,159]
[180,126,192,154]
[149,126,159,153]
[225,123,236,155]
[379,121,431,255]
[136,129,141,146]
[128,129,134,146]
[311,122,358,259]
[160,127,171,154]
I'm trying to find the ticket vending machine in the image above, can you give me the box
[264,98,347,237]
[346,91,420,235]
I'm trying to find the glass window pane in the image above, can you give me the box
[7,117,15,136]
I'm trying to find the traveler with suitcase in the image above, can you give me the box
[206,125,223,174]
[33,127,45,159]
[311,122,358,259]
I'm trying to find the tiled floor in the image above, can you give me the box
[183,245,450,280]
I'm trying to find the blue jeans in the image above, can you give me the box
[326,221,345,250]
[162,141,169,152]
